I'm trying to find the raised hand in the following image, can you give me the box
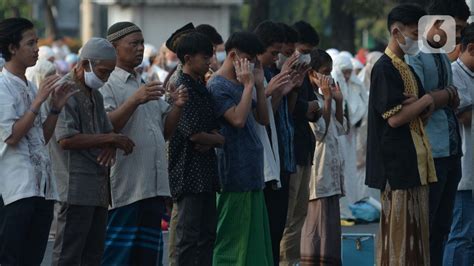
[281,53,299,73]
[36,75,61,104]
[51,80,80,110]
[267,70,291,96]
[332,82,343,103]
[133,81,165,105]
[318,74,332,99]
[234,57,254,88]
[170,84,189,108]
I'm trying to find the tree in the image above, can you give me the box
[248,0,270,31]
[43,0,58,39]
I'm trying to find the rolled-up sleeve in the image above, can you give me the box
[99,84,118,112]
[55,98,80,141]
[0,87,20,142]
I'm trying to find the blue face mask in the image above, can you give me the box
[84,60,105,89]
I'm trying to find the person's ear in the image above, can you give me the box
[81,60,90,71]
[8,44,17,57]
[184,54,191,64]
[468,43,474,57]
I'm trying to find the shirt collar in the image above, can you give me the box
[456,58,474,78]
[385,48,407,66]
[114,66,140,83]
[2,68,30,88]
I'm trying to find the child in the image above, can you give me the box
[169,31,224,266]
[300,49,347,265]
[366,4,437,265]
[207,31,272,266]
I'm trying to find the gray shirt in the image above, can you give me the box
[48,72,113,207]
[100,67,171,209]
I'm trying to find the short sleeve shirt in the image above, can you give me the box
[100,67,171,208]
[168,72,220,200]
[49,72,113,207]
[366,52,437,190]
[452,59,474,191]
[207,75,264,192]
[0,69,57,205]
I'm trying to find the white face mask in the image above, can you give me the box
[166,59,179,69]
[276,53,288,69]
[84,60,105,89]
[396,28,420,56]
[249,62,255,73]
[298,53,311,64]
[216,51,226,63]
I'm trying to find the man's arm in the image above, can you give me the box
[457,109,472,127]
[254,80,269,126]
[59,133,134,155]
[163,85,188,140]
[190,131,225,147]
[387,94,435,128]
[105,81,164,133]
[223,84,254,128]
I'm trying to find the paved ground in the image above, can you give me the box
[41,222,377,266]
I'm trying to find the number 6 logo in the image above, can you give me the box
[419,15,456,54]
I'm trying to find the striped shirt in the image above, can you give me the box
[100,67,171,209]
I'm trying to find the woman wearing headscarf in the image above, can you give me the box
[331,53,370,219]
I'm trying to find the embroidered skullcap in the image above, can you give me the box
[107,22,142,42]
[165,22,195,52]
[79,38,116,61]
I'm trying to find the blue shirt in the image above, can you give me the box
[406,52,462,158]
[208,75,265,192]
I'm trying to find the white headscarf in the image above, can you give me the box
[38,46,55,62]
[332,54,368,126]
[326,48,339,59]
[25,59,57,89]
[357,51,383,90]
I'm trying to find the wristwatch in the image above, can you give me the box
[50,107,61,115]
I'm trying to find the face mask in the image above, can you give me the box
[276,53,288,69]
[166,59,179,69]
[216,51,226,63]
[299,53,311,64]
[249,62,255,73]
[396,28,420,56]
[84,60,105,89]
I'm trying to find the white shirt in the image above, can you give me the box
[0,68,57,205]
[452,59,474,191]
[100,67,171,209]
[254,81,280,186]
[310,93,348,200]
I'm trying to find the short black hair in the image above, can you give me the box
[278,22,298,44]
[254,20,286,49]
[461,22,474,51]
[428,0,470,21]
[196,24,224,46]
[310,49,332,71]
[175,31,213,64]
[225,31,265,57]
[387,4,427,32]
[0,18,35,61]
[292,20,320,46]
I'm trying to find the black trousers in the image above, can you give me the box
[175,192,217,266]
[0,196,54,265]
[429,156,462,266]
[52,202,108,266]
[264,173,290,266]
